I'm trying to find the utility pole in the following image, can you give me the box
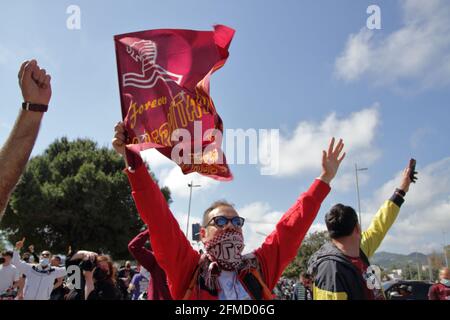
[427,256,433,282]
[355,164,368,230]
[416,251,422,281]
[443,231,449,268]
[185,181,201,240]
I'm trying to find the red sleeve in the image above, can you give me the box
[128,230,157,271]
[428,284,440,300]
[254,178,330,291]
[126,165,200,299]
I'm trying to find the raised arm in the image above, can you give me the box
[361,164,415,258]
[0,60,52,219]
[128,229,157,271]
[11,237,33,275]
[113,122,200,299]
[255,138,345,290]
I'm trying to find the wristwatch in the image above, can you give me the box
[22,102,48,112]
[395,188,406,197]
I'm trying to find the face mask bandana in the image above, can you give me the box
[441,279,450,287]
[204,229,245,271]
[40,258,49,267]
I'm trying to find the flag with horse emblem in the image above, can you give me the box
[114,25,234,180]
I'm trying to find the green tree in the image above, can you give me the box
[402,263,420,280]
[0,138,171,259]
[283,231,329,278]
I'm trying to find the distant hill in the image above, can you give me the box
[372,251,429,269]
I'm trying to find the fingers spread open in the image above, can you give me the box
[328,137,335,156]
[338,152,346,164]
[334,140,344,158]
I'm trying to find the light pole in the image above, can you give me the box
[186,181,201,240]
[355,164,368,230]
[416,251,422,281]
[443,231,449,268]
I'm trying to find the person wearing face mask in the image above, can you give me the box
[12,238,66,300]
[308,162,416,300]
[77,251,123,300]
[113,122,345,300]
[428,267,450,300]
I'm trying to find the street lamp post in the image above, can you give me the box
[416,251,422,281]
[443,231,449,268]
[186,181,201,240]
[355,164,368,230]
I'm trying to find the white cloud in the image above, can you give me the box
[335,0,450,90]
[237,202,328,253]
[140,149,219,199]
[160,166,219,199]
[170,210,203,252]
[361,157,450,254]
[410,127,434,149]
[140,149,175,169]
[260,106,381,189]
[307,222,328,235]
[237,202,282,253]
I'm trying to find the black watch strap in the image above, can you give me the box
[22,102,48,112]
[395,188,406,197]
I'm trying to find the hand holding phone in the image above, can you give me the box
[409,158,418,183]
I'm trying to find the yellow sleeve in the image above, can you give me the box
[360,200,400,259]
[313,284,348,300]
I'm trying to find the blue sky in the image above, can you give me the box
[1,0,449,255]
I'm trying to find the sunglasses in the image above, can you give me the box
[206,216,245,228]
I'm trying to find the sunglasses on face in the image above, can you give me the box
[206,216,245,228]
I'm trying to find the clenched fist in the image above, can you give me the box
[18,60,52,106]
[112,121,127,157]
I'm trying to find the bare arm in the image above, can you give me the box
[12,238,33,275]
[53,277,64,290]
[0,111,44,215]
[16,276,25,300]
[0,60,52,219]
[84,271,95,299]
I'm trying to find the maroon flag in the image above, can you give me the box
[114,25,234,180]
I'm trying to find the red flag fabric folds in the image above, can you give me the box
[114,25,234,181]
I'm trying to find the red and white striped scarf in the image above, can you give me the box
[204,229,245,271]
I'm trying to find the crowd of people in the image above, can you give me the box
[0,59,449,301]
[0,231,171,300]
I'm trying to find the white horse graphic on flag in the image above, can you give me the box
[123,40,183,89]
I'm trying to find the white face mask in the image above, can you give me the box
[40,258,50,267]
[441,279,450,287]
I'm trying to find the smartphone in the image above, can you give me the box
[409,158,417,183]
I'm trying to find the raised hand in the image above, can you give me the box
[18,60,52,106]
[112,121,127,157]
[399,165,417,194]
[320,137,346,184]
[15,237,26,251]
